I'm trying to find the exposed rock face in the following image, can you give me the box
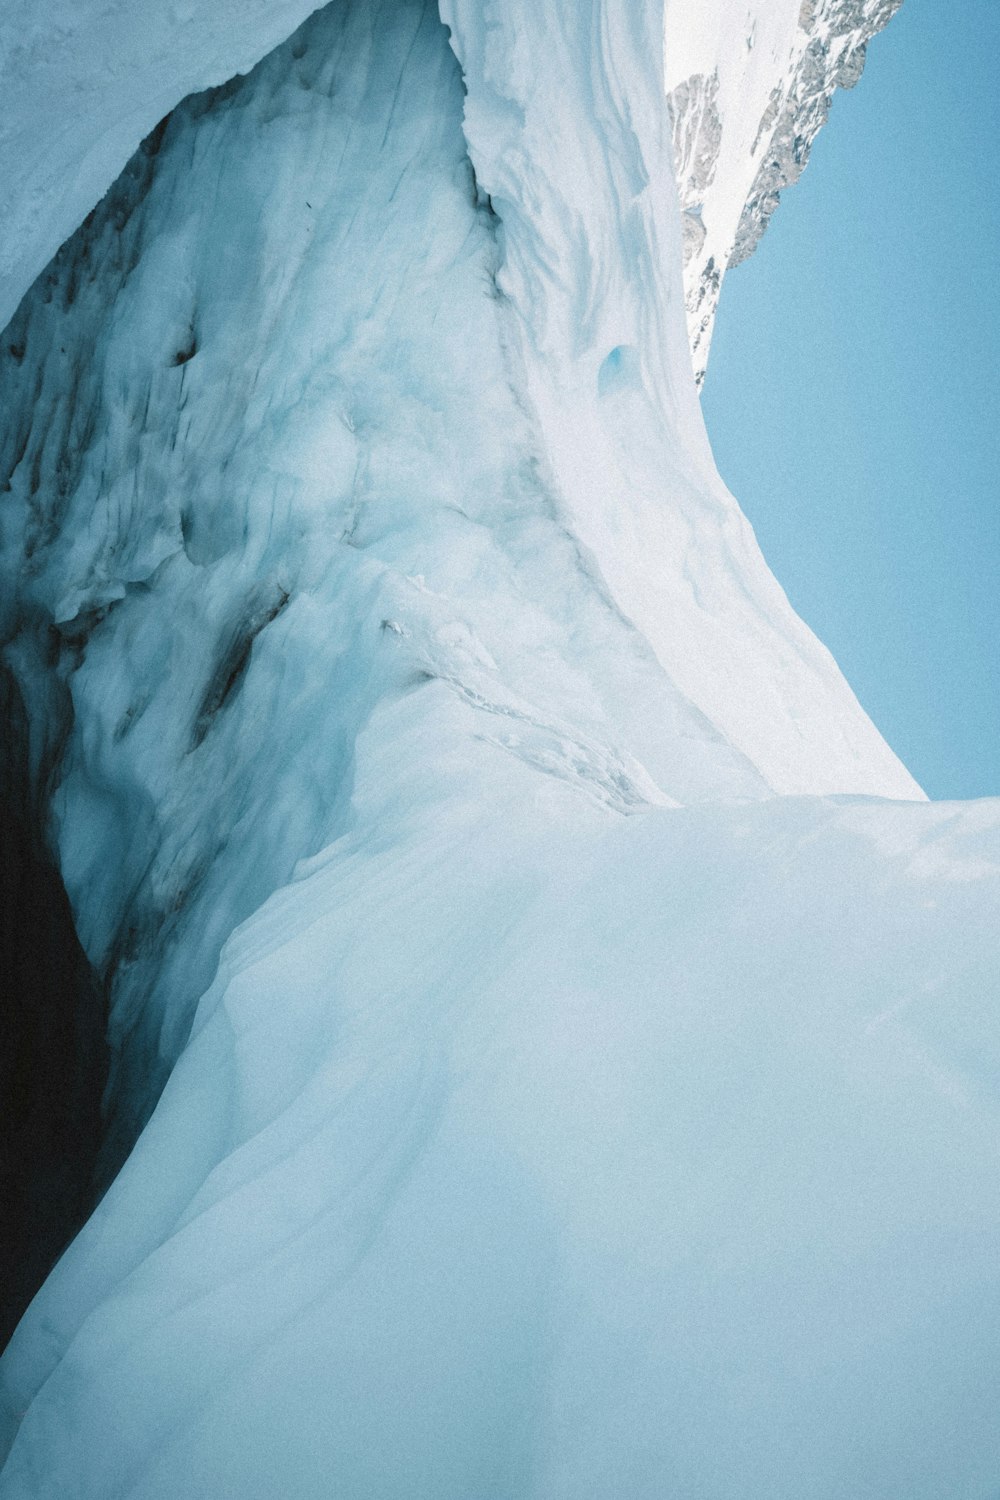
[666,0,904,383]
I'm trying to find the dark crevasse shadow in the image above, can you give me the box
[0,669,108,1349]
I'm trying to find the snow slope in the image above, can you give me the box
[1,0,997,1496]
[3,758,999,1498]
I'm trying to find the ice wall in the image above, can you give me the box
[0,0,920,1174]
[3,0,903,383]
[0,0,327,337]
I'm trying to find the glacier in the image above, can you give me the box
[0,0,997,1496]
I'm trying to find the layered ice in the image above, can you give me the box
[0,0,997,1496]
[0,0,327,337]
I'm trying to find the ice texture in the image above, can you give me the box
[0,0,920,1172]
[3,0,901,386]
[0,0,327,338]
[1,0,998,1496]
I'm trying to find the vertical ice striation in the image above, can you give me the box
[0,1,997,1497]
[0,0,330,338]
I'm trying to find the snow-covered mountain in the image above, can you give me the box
[665,0,904,381]
[1,1,997,1496]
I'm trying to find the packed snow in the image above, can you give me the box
[0,0,997,1496]
[4,765,1000,1498]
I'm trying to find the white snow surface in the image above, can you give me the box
[0,0,997,1496]
[4,767,1000,1498]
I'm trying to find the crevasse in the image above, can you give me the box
[0,1,997,1497]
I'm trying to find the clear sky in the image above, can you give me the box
[701,0,999,802]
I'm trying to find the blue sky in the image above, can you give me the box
[702,0,999,801]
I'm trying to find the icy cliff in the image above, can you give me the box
[1,1,998,1497]
[665,0,904,380]
[1,0,903,382]
[0,0,326,339]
